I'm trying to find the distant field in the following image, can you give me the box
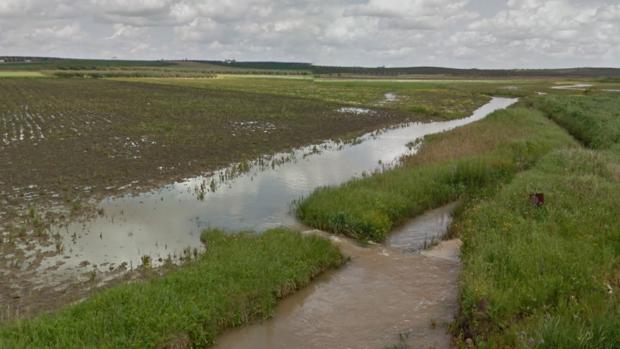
[119,76,498,119]
[0,71,46,78]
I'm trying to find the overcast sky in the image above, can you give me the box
[0,0,618,68]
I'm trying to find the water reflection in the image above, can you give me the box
[50,97,517,269]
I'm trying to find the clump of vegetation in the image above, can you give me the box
[0,228,344,348]
[296,107,576,242]
[453,149,620,348]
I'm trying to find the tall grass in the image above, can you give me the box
[532,94,620,149]
[453,149,620,348]
[296,107,576,242]
[0,229,344,348]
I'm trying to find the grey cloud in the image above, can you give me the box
[0,0,618,68]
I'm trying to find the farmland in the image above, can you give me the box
[0,74,499,322]
[1,62,620,348]
[0,78,414,230]
[0,75,517,237]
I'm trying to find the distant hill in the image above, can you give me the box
[186,60,620,78]
[1,56,619,78]
[308,65,620,78]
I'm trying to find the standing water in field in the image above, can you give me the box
[33,97,516,275]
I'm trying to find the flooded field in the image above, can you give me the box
[1,96,515,320]
[45,98,514,265]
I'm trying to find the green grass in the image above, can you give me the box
[117,76,496,120]
[0,71,46,78]
[0,228,344,348]
[453,149,620,348]
[531,94,620,149]
[296,107,576,242]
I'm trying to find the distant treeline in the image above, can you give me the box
[309,65,620,78]
[195,60,620,78]
[197,60,313,71]
[0,57,172,71]
[2,56,620,78]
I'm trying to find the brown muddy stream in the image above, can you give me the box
[215,204,460,349]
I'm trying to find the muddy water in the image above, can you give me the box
[388,202,459,252]
[8,97,516,291]
[214,204,461,349]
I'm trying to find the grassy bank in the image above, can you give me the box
[454,149,620,348]
[0,229,344,348]
[296,107,576,242]
[531,94,620,149]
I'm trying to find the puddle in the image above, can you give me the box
[550,84,619,92]
[551,84,593,91]
[213,203,462,349]
[5,97,517,287]
[337,107,376,115]
[501,85,520,90]
[384,92,398,102]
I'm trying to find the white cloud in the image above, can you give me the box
[91,0,175,17]
[0,0,33,17]
[28,23,83,42]
[348,0,476,30]
[0,0,618,68]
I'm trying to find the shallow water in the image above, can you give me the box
[551,83,593,90]
[384,92,398,102]
[36,97,516,273]
[550,84,620,93]
[388,202,459,252]
[214,204,461,349]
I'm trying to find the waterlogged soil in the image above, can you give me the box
[214,204,461,349]
[0,95,515,323]
[0,78,415,235]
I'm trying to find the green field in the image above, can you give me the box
[118,76,496,119]
[0,71,46,78]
